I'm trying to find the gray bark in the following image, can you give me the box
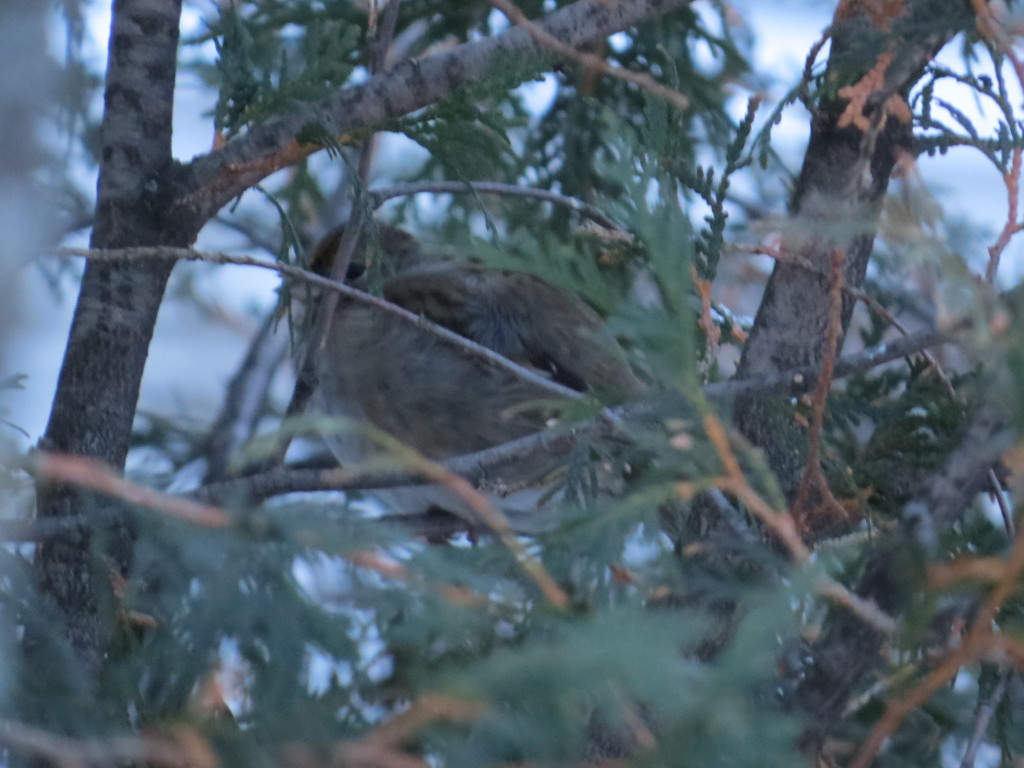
[35,0,185,667]
[733,0,972,499]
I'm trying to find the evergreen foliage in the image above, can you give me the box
[4,1,1024,767]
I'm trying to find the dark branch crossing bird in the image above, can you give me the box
[306,223,645,531]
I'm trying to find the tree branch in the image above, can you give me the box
[367,181,623,231]
[59,244,584,403]
[172,0,694,222]
[190,325,960,504]
[200,309,291,483]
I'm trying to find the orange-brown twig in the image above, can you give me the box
[700,405,808,562]
[792,250,851,538]
[0,718,210,768]
[691,389,898,635]
[221,136,353,182]
[346,550,490,608]
[32,452,230,528]
[986,145,1022,283]
[851,515,1024,767]
[330,694,486,768]
[969,0,1024,283]
[927,555,1012,588]
[693,271,721,368]
[29,452,504,608]
[378,438,570,610]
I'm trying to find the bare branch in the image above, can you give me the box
[61,241,964,411]
[960,666,1011,768]
[367,181,623,231]
[57,245,583,403]
[707,324,964,399]
[192,411,597,505]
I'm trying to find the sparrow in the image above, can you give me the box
[307,223,643,530]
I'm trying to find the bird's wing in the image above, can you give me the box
[383,263,643,400]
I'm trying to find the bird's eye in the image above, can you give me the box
[346,262,367,281]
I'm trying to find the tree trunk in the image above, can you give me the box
[35,0,187,668]
[728,0,979,742]
[733,0,971,500]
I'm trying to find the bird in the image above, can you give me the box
[306,222,643,531]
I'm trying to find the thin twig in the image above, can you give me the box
[801,26,832,93]
[702,426,896,634]
[56,245,584,403]
[194,408,601,505]
[711,324,963,398]
[700,407,810,562]
[25,447,569,609]
[32,453,230,528]
[791,250,850,537]
[367,181,623,231]
[345,550,491,607]
[814,579,899,635]
[970,0,1024,282]
[185,327,960,505]
[698,399,900,635]
[851,507,1024,768]
[989,466,1015,537]
[271,213,367,470]
[0,321,956,537]
[27,422,900,634]
[490,0,689,110]
[732,241,934,336]
[986,146,1022,282]
[20,453,901,633]
[375,436,570,608]
[960,666,1011,768]
[850,632,994,768]
[60,235,956,416]
[202,308,291,482]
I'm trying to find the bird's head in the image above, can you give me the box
[309,222,425,282]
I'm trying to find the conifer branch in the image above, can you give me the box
[175,0,695,222]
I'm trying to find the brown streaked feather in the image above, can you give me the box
[383,262,643,399]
